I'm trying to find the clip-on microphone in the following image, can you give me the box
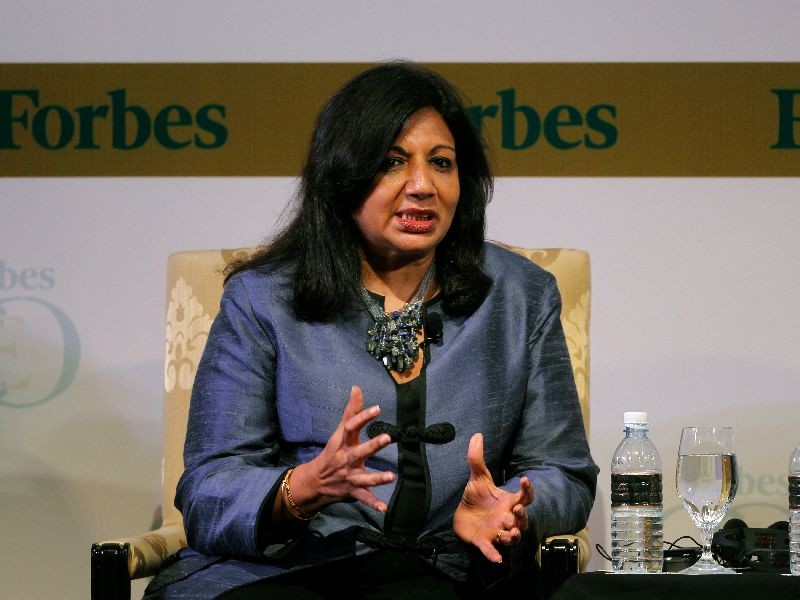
[424,312,443,344]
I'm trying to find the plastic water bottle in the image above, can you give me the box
[610,411,664,573]
[790,441,800,575]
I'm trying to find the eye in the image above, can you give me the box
[430,156,454,171]
[380,156,405,172]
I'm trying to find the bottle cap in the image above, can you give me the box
[623,411,648,426]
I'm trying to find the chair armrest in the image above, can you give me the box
[541,527,591,572]
[91,542,131,600]
[92,523,186,580]
[537,528,591,598]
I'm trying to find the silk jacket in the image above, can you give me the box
[145,242,598,599]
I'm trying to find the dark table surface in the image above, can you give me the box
[551,571,800,600]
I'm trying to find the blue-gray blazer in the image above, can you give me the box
[145,243,598,599]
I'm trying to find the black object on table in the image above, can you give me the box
[550,571,800,600]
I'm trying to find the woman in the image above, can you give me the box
[146,62,598,599]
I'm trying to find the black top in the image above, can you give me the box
[383,372,430,540]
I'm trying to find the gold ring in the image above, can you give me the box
[495,529,505,542]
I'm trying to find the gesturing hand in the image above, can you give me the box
[453,433,534,563]
[291,385,395,514]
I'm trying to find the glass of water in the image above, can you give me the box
[675,426,739,574]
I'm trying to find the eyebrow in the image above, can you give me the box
[389,144,457,155]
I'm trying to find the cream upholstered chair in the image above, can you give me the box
[90,244,591,599]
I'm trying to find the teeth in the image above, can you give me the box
[401,213,432,221]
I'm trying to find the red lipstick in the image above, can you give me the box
[395,209,435,233]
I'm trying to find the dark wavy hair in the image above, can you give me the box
[226,61,493,322]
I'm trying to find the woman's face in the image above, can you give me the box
[353,108,460,267]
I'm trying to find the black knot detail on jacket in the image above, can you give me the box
[366,421,456,444]
[355,528,461,560]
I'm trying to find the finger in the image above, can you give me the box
[513,504,529,531]
[349,433,392,463]
[347,469,395,488]
[466,433,492,481]
[343,404,381,446]
[337,386,364,443]
[475,537,503,564]
[342,397,378,447]
[350,487,389,513]
[505,476,533,506]
[502,527,522,545]
[518,476,534,505]
[342,385,364,422]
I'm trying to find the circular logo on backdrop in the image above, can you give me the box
[0,296,80,408]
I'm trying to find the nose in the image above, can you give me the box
[404,163,435,200]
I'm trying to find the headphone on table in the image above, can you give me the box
[711,518,790,572]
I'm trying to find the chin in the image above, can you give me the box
[396,239,440,256]
[381,244,438,264]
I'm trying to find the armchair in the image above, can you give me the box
[91,244,592,599]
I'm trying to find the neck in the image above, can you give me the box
[361,254,436,309]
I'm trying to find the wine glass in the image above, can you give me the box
[675,426,739,574]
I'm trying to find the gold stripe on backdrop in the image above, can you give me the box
[0,63,798,176]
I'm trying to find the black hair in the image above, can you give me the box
[226,61,493,321]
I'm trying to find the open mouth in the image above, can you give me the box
[398,212,433,221]
[396,210,436,233]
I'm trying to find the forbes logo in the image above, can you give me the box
[0,297,80,408]
[468,88,617,151]
[0,89,227,150]
[1,261,55,290]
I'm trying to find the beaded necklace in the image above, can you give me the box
[359,262,436,373]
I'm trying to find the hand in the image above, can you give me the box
[290,385,395,513]
[453,433,534,563]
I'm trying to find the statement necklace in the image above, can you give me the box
[360,262,436,373]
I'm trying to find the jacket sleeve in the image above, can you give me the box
[175,274,285,558]
[504,276,599,543]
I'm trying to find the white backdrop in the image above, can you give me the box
[2,2,799,598]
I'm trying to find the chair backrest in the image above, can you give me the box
[160,246,590,527]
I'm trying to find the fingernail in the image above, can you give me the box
[383,472,394,482]
[381,434,392,445]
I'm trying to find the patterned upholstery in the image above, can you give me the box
[99,244,591,578]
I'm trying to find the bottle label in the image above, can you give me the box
[790,475,800,510]
[611,473,663,507]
